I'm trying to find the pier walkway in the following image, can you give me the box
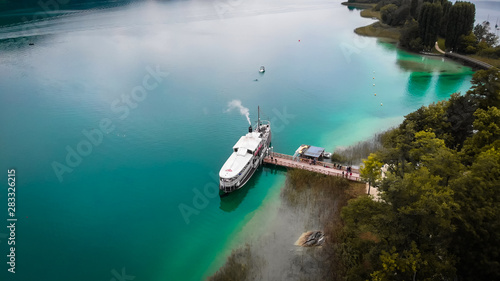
[434,41,493,70]
[264,153,362,182]
[445,52,493,69]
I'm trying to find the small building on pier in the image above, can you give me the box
[292,145,326,162]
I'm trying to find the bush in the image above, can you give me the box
[399,19,420,50]
[409,37,423,51]
[465,45,477,54]
[477,46,500,59]
[458,32,477,54]
[380,4,398,25]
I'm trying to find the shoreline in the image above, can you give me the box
[340,2,374,9]
[345,1,498,69]
[206,3,479,280]
[207,170,366,280]
[343,2,402,42]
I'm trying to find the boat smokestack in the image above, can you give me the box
[249,125,253,133]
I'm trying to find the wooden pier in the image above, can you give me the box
[434,41,494,70]
[263,153,362,182]
[445,52,493,70]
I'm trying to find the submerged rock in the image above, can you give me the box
[295,231,325,247]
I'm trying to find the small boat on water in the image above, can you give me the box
[219,107,271,193]
[259,66,265,73]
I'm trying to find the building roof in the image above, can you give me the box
[303,146,325,158]
[232,132,262,152]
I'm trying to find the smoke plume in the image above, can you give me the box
[225,100,251,125]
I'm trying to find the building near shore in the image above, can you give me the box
[293,145,326,161]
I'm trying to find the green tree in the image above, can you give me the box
[403,101,451,143]
[439,0,452,38]
[360,154,383,195]
[392,5,411,26]
[445,1,476,51]
[474,21,499,47]
[378,168,458,278]
[409,131,462,185]
[418,2,443,49]
[461,106,500,163]
[400,19,421,51]
[451,148,500,279]
[444,93,477,150]
[381,4,398,25]
[410,0,419,19]
[370,242,423,281]
[467,67,500,109]
[458,32,477,53]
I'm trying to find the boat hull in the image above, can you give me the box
[219,163,258,193]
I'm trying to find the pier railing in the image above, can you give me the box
[445,52,493,69]
[270,152,359,173]
[266,153,362,182]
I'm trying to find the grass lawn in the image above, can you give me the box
[340,2,375,9]
[468,55,500,68]
[360,9,381,20]
[354,22,401,41]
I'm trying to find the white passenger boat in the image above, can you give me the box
[219,107,271,193]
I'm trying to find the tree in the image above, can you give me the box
[439,0,452,38]
[391,5,411,26]
[445,1,476,51]
[370,242,423,281]
[474,21,499,47]
[360,154,383,195]
[410,0,419,19]
[460,106,500,164]
[467,67,500,109]
[381,4,398,25]
[458,32,477,54]
[409,131,462,185]
[403,101,451,143]
[451,148,500,279]
[418,2,443,49]
[444,93,477,150]
[400,19,421,51]
[337,66,500,280]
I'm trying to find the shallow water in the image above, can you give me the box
[0,0,476,280]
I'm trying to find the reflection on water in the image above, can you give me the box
[435,72,469,98]
[407,72,433,100]
[219,168,262,212]
[397,55,461,73]
[219,165,287,212]
[346,6,363,11]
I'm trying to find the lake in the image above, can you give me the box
[0,0,475,280]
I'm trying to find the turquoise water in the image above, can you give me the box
[0,0,474,280]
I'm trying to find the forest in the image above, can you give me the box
[337,68,500,280]
[349,0,500,61]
